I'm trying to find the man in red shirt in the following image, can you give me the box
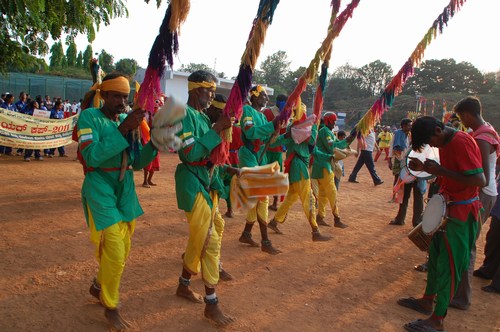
[397,116,485,332]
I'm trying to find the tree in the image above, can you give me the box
[98,49,115,74]
[115,58,138,78]
[356,60,393,96]
[257,51,291,91]
[82,45,93,69]
[49,42,64,68]
[403,59,485,95]
[76,51,83,68]
[66,42,78,67]
[179,62,213,74]
[0,0,129,72]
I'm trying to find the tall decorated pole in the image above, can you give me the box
[135,0,190,113]
[278,0,361,125]
[209,0,281,166]
[354,0,467,136]
[312,0,360,123]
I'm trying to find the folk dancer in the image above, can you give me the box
[174,71,235,325]
[78,73,158,330]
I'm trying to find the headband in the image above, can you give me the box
[211,100,226,110]
[250,85,265,97]
[188,81,216,91]
[90,76,130,94]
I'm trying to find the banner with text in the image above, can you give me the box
[0,108,78,149]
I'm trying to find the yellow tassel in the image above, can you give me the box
[169,0,190,33]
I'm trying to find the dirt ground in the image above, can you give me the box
[0,143,499,332]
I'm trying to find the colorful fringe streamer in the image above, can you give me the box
[279,0,360,124]
[135,0,190,113]
[354,0,467,136]
[209,0,280,166]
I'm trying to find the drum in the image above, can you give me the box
[404,144,440,180]
[407,194,447,251]
[230,161,289,210]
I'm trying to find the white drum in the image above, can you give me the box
[408,194,447,251]
[404,144,440,180]
[421,193,447,235]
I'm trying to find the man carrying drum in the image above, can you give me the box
[397,116,485,332]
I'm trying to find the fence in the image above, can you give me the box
[0,72,92,101]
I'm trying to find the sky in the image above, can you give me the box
[72,0,500,78]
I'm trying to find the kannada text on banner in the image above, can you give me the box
[0,108,78,149]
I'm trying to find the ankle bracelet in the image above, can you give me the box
[204,296,219,305]
[179,276,191,286]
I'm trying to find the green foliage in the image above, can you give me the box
[76,51,83,68]
[0,0,129,72]
[115,58,138,78]
[179,63,213,74]
[257,51,290,90]
[49,41,64,68]
[82,45,93,69]
[98,49,115,74]
[403,59,486,95]
[356,60,393,96]
[66,42,78,67]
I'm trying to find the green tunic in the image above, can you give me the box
[238,104,276,167]
[78,108,158,231]
[175,105,224,212]
[274,125,318,184]
[311,126,349,179]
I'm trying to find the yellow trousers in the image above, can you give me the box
[317,169,340,218]
[183,192,223,287]
[274,178,318,229]
[246,196,269,224]
[88,205,135,309]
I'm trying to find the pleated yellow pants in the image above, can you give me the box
[88,205,135,309]
[246,196,269,224]
[183,192,223,287]
[317,168,340,218]
[274,178,318,229]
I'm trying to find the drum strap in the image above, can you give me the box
[447,196,479,206]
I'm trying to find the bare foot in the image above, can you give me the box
[316,215,331,227]
[268,219,283,235]
[176,284,203,304]
[225,210,234,218]
[261,240,282,255]
[104,308,131,331]
[312,231,332,242]
[89,278,102,304]
[219,268,234,282]
[147,181,157,186]
[239,232,259,247]
[204,303,235,325]
[268,204,278,211]
[142,183,151,188]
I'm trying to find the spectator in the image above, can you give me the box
[48,101,68,158]
[22,101,43,162]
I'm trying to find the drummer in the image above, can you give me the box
[397,116,485,332]
[388,118,424,227]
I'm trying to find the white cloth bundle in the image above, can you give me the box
[150,96,186,152]
[291,114,317,144]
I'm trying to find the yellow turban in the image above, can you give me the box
[211,100,226,110]
[188,81,216,91]
[250,85,266,97]
[91,76,130,94]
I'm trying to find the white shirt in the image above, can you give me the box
[363,130,376,151]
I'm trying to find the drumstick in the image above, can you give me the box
[258,130,279,164]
